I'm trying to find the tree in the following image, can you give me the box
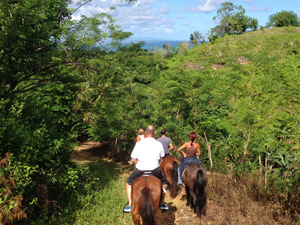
[190,31,205,46]
[267,11,300,28]
[210,2,258,38]
[247,17,258,31]
[0,0,134,222]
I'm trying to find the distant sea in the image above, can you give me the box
[122,39,189,51]
[142,40,187,51]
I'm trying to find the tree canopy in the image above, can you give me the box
[267,10,300,27]
[190,31,205,46]
[210,2,258,39]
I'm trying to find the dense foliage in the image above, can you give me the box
[267,10,300,28]
[1,0,300,224]
[0,0,131,223]
[209,2,258,39]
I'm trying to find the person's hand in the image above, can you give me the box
[163,184,168,193]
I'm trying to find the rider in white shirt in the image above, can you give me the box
[123,125,168,213]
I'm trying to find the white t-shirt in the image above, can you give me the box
[138,134,144,140]
[131,137,165,170]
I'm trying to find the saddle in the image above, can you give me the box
[180,159,202,178]
[141,170,154,176]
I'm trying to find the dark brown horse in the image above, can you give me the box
[131,176,162,225]
[160,156,179,198]
[182,163,207,217]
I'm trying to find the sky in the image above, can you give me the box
[72,0,300,41]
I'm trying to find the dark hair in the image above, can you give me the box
[161,129,166,135]
[189,132,196,143]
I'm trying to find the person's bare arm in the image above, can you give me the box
[196,144,201,156]
[136,136,141,142]
[177,143,187,157]
[159,157,163,164]
[130,158,138,164]
[169,143,174,151]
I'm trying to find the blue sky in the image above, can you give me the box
[72,0,300,41]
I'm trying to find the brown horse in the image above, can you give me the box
[160,156,179,198]
[182,163,207,217]
[131,175,162,225]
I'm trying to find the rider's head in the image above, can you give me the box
[189,132,196,143]
[138,128,144,135]
[161,128,166,135]
[145,125,155,137]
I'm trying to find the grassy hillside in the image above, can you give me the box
[172,27,300,68]
[155,26,300,200]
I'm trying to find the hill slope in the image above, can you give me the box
[150,27,300,221]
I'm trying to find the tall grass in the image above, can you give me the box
[49,160,133,225]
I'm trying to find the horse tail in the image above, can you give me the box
[194,169,207,215]
[140,187,156,225]
[170,161,178,198]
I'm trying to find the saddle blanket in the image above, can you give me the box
[179,156,202,177]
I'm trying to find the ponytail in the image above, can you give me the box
[189,132,196,145]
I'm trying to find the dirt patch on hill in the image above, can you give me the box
[182,62,203,70]
[212,63,226,70]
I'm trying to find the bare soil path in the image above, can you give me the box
[73,142,295,225]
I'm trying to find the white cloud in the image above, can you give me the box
[160,3,171,14]
[180,0,226,13]
[248,5,271,12]
[71,0,175,37]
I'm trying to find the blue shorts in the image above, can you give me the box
[179,156,202,177]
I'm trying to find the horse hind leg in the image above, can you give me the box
[185,185,191,207]
[189,190,197,212]
[132,214,140,225]
[132,200,141,225]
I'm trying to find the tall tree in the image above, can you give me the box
[190,31,205,45]
[210,2,258,38]
[0,0,133,223]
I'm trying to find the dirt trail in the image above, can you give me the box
[73,142,295,225]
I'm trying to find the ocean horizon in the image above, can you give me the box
[122,39,190,51]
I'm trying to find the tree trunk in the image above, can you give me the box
[264,154,268,190]
[203,132,213,170]
[259,154,263,185]
[242,132,251,175]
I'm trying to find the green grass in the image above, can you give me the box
[51,160,133,225]
[167,27,300,72]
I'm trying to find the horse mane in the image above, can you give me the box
[194,169,207,216]
[140,187,156,225]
